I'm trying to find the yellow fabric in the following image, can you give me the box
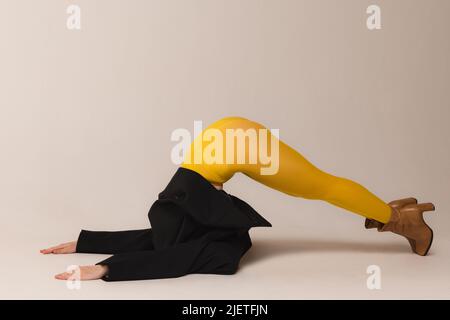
[181,116,391,223]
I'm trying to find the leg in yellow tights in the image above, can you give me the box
[182,116,392,223]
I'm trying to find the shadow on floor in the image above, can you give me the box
[241,238,408,267]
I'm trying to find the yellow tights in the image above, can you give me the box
[181,116,392,223]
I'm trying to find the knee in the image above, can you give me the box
[300,173,340,200]
[320,175,355,202]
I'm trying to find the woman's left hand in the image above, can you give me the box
[54,265,109,281]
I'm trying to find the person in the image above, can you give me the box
[41,116,435,281]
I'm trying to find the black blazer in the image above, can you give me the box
[76,167,272,281]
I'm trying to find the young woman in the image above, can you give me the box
[41,117,435,281]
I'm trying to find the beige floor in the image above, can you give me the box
[1,0,449,301]
[2,214,449,300]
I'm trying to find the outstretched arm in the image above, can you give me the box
[75,228,154,254]
[41,228,154,255]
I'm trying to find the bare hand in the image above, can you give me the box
[55,265,109,281]
[40,241,77,254]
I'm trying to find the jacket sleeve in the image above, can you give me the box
[95,239,242,281]
[75,229,154,254]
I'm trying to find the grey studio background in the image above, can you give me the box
[0,0,449,299]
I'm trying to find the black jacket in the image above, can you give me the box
[76,167,272,281]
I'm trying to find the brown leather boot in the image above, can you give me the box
[365,198,435,256]
[364,197,418,230]
[381,202,435,256]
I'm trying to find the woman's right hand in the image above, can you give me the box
[40,241,77,254]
